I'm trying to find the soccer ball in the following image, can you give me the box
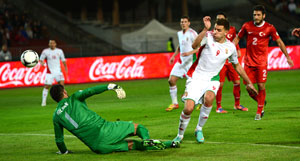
[20,50,39,68]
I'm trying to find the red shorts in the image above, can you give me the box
[243,65,267,84]
[219,64,240,82]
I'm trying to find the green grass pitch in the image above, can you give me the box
[0,70,300,161]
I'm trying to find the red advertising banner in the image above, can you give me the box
[0,45,299,89]
[0,53,175,88]
[239,45,300,70]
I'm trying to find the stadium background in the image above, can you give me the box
[0,0,300,60]
[0,0,300,160]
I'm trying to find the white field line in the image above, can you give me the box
[0,133,300,150]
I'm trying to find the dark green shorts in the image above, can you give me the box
[93,121,135,154]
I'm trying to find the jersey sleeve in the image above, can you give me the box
[190,29,198,42]
[73,85,108,101]
[237,23,247,39]
[228,46,239,64]
[270,25,280,41]
[40,50,46,61]
[53,118,68,153]
[59,49,66,62]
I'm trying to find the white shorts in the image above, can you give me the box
[170,62,192,78]
[44,73,64,85]
[185,78,220,104]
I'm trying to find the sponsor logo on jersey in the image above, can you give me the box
[225,49,228,54]
[248,32,253,34]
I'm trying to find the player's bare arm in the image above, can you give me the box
[169,46,180,64]
[63,61,68,73]
[275,38,294,67]
[181,47,199,57]
[232,63,258,96]
[237,49,241,58]
[233,36,240,46]
[192,16,211,49]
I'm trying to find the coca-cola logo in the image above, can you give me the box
[268,47,293,69]
[0,63,47,87]
[89,56,146,80]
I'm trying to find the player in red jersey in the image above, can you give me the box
[215,12,248,114]
[234,5,294,120]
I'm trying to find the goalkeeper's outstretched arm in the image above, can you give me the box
[75,84,126,101]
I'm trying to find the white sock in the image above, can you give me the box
[170,86,178,104]
[178,111,191,136]
[42,88,48,103]
[196,104,212,131]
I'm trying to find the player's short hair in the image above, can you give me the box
[50,84,65,102]
[181,15,190,21]
[216,19,230,31]
[216,12,227,19]
[253,5,266,15]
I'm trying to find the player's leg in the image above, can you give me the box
[41,74,53,106]
[255,82,266,120]
[233,78,248,111]
[128,140,167,151]
[195,81,219,143]
[131,124,176,150]
[255,66,267,120]
[216,82,227,113]
[133,123,150,140]
[195,91,214,143]
[166,63,184,111]
[173,99,195,142]
[216,66,227,113]
[167,75,180,111]
[42,85,50,106]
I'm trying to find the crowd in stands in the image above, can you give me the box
[0,0,48,48]
[268,0,300,17]
[0,0,50,61]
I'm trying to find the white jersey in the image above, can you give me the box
[177,28,198,66]
[187,31,239,81]
[40,48,66,74]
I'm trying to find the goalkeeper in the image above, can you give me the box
[50,84,179,154]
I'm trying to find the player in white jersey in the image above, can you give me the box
[40,40,68,106]
[166,16,198,112]
[172,16,257,143]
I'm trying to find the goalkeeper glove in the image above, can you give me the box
[108,83,126,99]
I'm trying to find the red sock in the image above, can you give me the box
[233,83,240,106]
[256,89,266,114]
[216,86,223,109]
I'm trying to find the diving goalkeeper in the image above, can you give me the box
[50,84,179,154]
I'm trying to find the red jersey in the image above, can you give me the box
[238,21,280,66]
[225,26,240,65]
[226,26,237,42]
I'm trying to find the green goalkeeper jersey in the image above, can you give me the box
[53,85,109,153]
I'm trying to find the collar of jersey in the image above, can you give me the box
[254,21,265,27]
